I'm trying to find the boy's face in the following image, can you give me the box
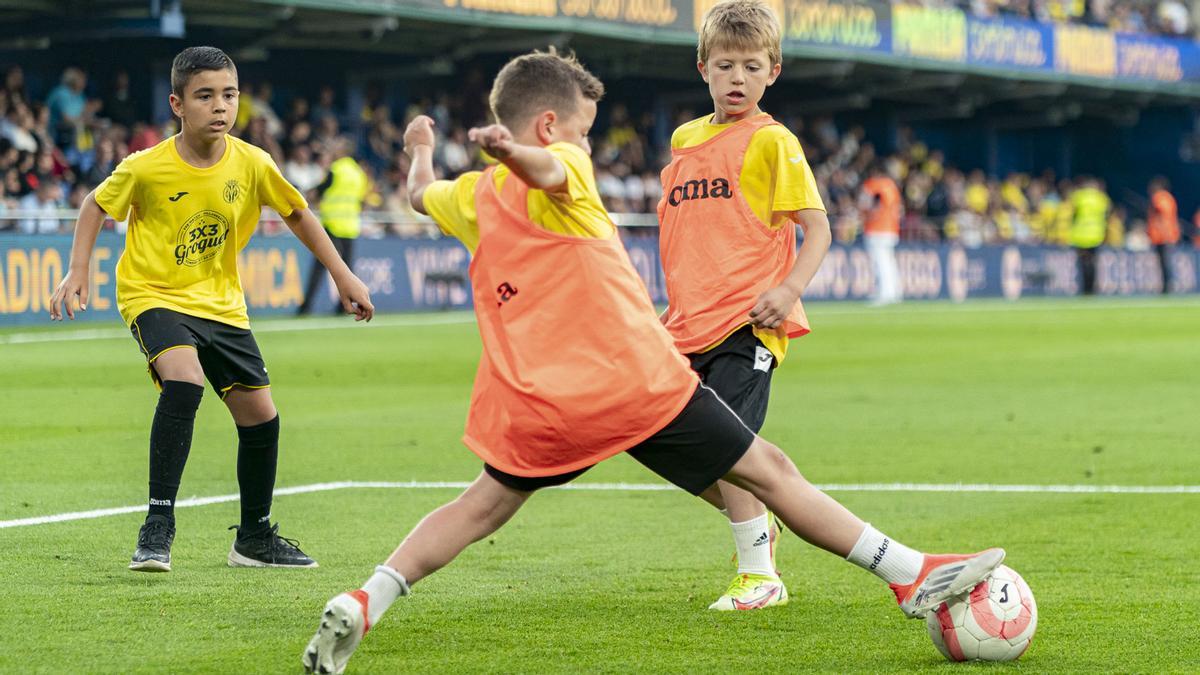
[543,93,596,155]
[699,46,780,122]
[170,68,239,143]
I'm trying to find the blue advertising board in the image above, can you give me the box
[1,234,1196,327]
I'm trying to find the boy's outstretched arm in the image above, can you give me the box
[283,208,374,321]
[748,209,831,329]
[48,191,107,321]
[469,124,566,192]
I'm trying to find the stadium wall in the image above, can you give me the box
[1,234,1196,326]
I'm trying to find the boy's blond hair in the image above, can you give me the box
[697,0,782,66]
[489,47,605,129]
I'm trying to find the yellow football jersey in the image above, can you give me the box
[95,135,307,329]
[423,142,614,252]
[669,113,825,364]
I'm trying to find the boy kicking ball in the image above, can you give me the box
[302,47,1003,674]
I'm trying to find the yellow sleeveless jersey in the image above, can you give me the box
[95,135,307,329]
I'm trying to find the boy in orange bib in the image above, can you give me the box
[303,48,1005,674]
[659,0,830,609]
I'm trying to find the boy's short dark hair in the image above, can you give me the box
[171,46,237,96]
[488,47,604,129]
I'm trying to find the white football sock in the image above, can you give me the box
[360,565,410,626]
[730,514,775,577]
[846,524,923,585]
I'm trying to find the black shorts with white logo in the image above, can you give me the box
[484,384,755,496]
[686,325,775,433]
[130,308,270,398]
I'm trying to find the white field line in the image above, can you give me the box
[2,480,1196,530]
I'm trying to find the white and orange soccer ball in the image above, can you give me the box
[926,564,1037,662]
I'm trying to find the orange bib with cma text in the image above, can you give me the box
[462,166,699,477]
[658,114,809,355]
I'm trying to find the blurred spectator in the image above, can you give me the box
[17,180,63,234]
[244,116,283,165]
[311,114,341,158]
[366,106,401,172]
[128,121,161,153]
[1070,177,1111,294]
[1,103,38,153]
[287,97,311,127]
[0,169,14,230]
[82,136,118,186]
[311,85,338,122]
[284,119,314,157]
[1147,177,1180,292]
[439,128,471,175]
[3,66,29,110]
[298,137,370,315]
[861,164,904,305]
[67,181,92,210]
[251,82,285,139]
[45,67,87,149]
[284,144,325,195]
[1156,0,1190,35]
[102,70,137,129]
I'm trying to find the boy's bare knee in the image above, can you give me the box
[726,438,804,492]
[760,440,799,477]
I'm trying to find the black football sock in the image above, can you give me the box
[236,415,280,534]
[147,381,204,520]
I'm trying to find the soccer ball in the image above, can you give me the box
[926,564,1037,662]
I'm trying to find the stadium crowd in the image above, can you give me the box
[2,63,1196,252]
[900,0,1196,38]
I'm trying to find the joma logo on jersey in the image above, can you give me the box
[666,177,732,207]
[175,210,231,266]
[496,282,518,307]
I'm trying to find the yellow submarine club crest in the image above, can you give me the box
[223,179,243,204]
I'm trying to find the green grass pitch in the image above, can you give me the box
[2,298,1198,673]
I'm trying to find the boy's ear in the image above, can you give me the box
[168,93,183,119]
[697,61,709,83]
[766,62,782,86]
[534,109,557,146]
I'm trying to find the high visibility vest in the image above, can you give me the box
[1070,188,1109,249]
[319,157,369,238]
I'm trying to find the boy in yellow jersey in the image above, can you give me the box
[302,49,1004,674]
[48,47,374,573]
[658,0,831,609]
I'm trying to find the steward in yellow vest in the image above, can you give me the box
[299,140,371,315]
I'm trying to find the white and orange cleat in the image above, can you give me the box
[303,591,370,674]
[891,548,1006,619]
